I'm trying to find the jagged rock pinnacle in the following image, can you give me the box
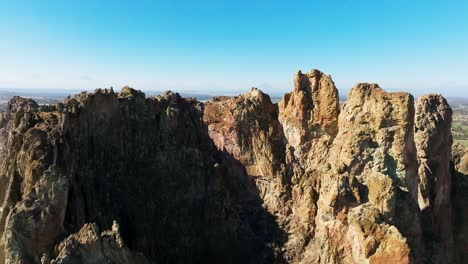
[0,72,465,263]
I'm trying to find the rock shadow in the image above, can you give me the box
[59,92,287,263]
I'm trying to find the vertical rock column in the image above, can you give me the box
[203,88,288,215]
[277,69,340,261]
[451,143,468,263]
[302,83,423,264]
[278,69,339,152]
[414,94,454,262]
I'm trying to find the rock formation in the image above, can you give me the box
[451,143,468,264]
[0,88,282,263]
[50,222,149,264]
[0,70,465,263]
[415,94,454,262]
[299,83,423,263]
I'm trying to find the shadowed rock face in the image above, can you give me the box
[0,88,284,264]
[415,94,454,262]
[451,144,468,264]
[0,70,465,264]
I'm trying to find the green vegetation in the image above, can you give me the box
[452,104,468,147]
[455,140,468,147]
[453,123,468,140]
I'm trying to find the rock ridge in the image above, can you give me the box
[0,70,465,263]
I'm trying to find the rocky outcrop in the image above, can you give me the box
[415,94,454,262]
[50,222,149,264]
[451,143,468,264]
[0,70,465,263]
[0,88,283,263]
[278,69,339,156]
[277,70,340,261]
[300,83,422,264]
[203,76,462,263]
[204,88,289,216]
[0,97,39,164]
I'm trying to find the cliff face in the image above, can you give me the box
[203,71,462,263]
[0,70,465,263]
[415,95,454,262]
[0,89,283,264]
[451,143,468,264]
[300,83,422,264]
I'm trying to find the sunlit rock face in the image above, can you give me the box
[415,94,454,262]
[0,70,465,264]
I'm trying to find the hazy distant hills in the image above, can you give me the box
[0,88,466,106]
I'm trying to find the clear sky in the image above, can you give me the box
[1,0,467,97]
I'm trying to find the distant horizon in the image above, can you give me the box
[1,1,467,98]
[0,85,467,100]
[0,72,466,98]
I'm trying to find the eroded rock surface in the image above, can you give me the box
[451,143,468,264]
[0,70,466,263]
[203,73,463,263]
[415,94,454,262]
[0,88,283,264]
[50,222,149,264]
[290,83,425,264]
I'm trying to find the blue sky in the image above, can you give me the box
[1,0,467,97]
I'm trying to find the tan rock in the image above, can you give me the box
[0,70,464,264]
[347,204,411,264]
[50,222,149,264]
[203,87,288,214]
[414,94,454,262]
[303,83,425,263]
[278,69,339,150]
